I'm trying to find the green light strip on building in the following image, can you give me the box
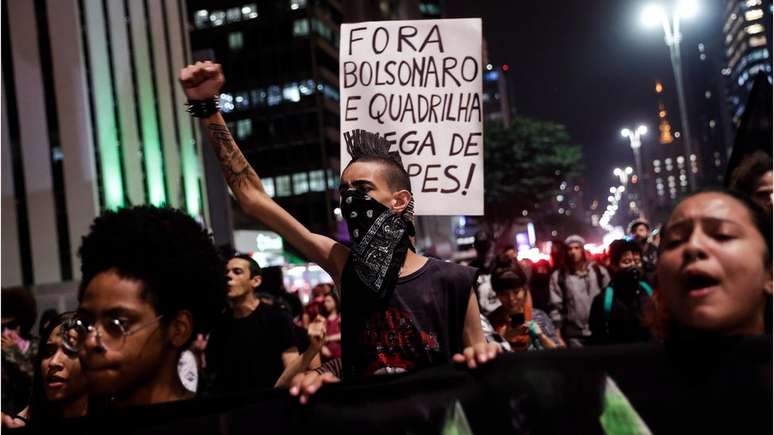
[180,130,200,216]
[130,2,166,207]
[139,96,166,207]
[85,1,124,210]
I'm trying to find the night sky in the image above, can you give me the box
[445,0,726,212]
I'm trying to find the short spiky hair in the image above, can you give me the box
[343,129,412,193]
[231,253,261,278]
[78,206,226,343]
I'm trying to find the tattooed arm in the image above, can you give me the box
[179,62,348,283]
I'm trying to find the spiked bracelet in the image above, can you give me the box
[185,98,220,118]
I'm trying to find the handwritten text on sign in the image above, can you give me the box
[339,19,483,215]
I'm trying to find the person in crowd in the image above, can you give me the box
[281,292,314,358]
[652,189,772,338]
[589,240,653,345]
[320,293,342,362]
[468,230,501,315]
[549,235,610,347]
[2,312,89,429]
[549,239,567,271]
[204,254,300,394]
[1,286,38,418]
[729,150,772,211]
[487,264,562,351]
[39,309,60,335]
[529,259,553,312]
[518,258,534,282]
[303,283,332,327]
[179,61,499,403]
[628,219,658,284]
[71,206,226,407]
[255,265,285,306]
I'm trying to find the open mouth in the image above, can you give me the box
[682,273,720,297]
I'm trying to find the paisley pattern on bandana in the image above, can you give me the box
[341,189,413,299]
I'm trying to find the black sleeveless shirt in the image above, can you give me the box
[341,257,476,379]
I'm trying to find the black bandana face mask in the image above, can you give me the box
[615,266,642,291]
[341,188,415,299]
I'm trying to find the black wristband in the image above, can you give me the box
[185,98,220,118]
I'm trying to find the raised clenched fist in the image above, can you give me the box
[179,61,224,101]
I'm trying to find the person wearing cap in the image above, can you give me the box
[548,235,610,347]
[628,219,658,285]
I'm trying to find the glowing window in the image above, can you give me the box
[242,4,258,20]
[226,7,241,23]
[234,92,249,110]
[309,170,326,192]
[283,83,300,103]
[299,80,315,96]
[326,169,338,190]
[263,177,275,197]
[209,10,225,26]
[293,19,309,36]
[750,35,767,47]
[746,24,765,34]
[275,176,291,197]
[194,10,209,28]
[290,0,307,10]
[229,32,244,51]
[236,119,252,139]
[292,173,309,195]
[745,9,764,21]
[267,86,282,106]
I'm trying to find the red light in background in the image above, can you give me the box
[501,64,510,72]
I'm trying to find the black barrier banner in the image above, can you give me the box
[34,337,773,434]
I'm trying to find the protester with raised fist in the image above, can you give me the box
[179,61,500,404]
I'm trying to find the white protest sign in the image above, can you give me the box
[339,18,483,216]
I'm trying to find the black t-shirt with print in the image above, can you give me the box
[341,257,476,380]
[206,302,296,394]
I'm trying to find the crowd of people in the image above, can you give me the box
[0,61,771,429]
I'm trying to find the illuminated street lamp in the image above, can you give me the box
[621,125,647,184]
[641,0,697,190]
[613,166,634,185]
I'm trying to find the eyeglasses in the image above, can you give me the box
[62,314,164,352]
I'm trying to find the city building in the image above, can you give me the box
[482,63,513,128]
[188,0,343,246]
[690,41,734,184]
[644,81,698,223]
[2,0,205,304]
[722,0,773,127]
[187,0,459,262]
